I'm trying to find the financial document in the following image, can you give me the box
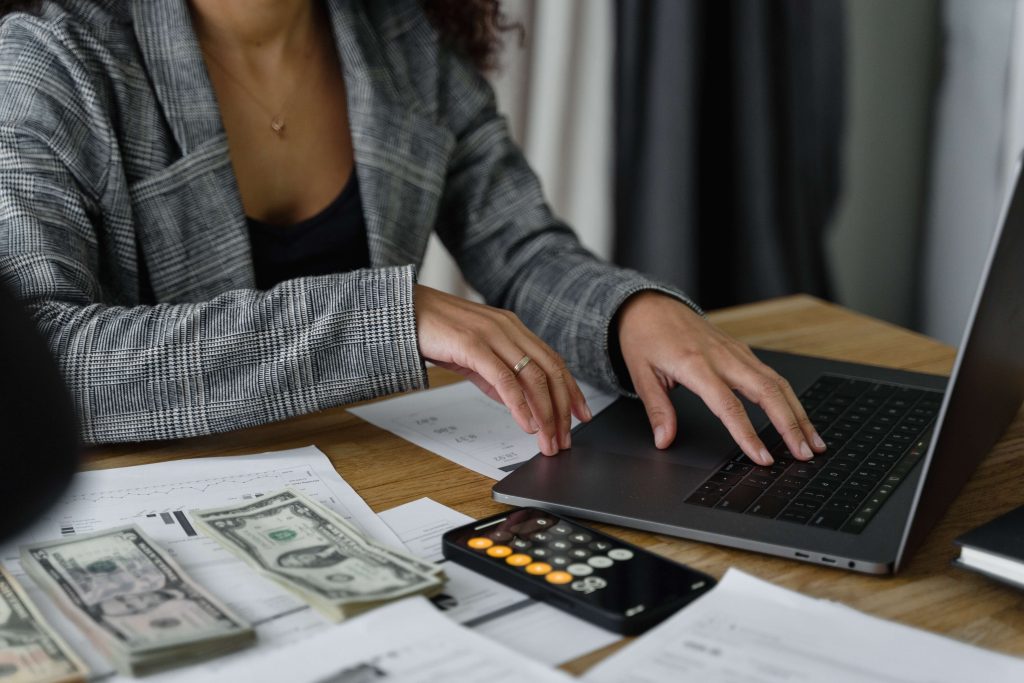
[379,497,620,665]
[583,568,1024,683]
[349,380,618,479]
[0,446,406,681]
[181,596,572,683]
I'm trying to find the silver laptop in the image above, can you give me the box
[494,168,1024,575]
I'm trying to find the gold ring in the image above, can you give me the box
[512,355,532,376]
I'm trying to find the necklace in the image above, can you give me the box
[201,45,314,137]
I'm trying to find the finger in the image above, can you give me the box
[499,312,593,425]
[732,346,825,453]
[632,364,677,449]
[512,347,574,449]
[727,363,815,462]
[512,359,561,456]
[678,366,772,466]
[461,344,541,438]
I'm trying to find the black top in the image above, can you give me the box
[247,171,370,290]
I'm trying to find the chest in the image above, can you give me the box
[206,44,355,226]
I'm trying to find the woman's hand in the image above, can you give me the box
[414,285,592,456]
[617,292,825,466]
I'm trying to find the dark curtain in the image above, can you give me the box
[614,0,846,310]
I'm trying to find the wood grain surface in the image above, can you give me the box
[82,295,1024,674]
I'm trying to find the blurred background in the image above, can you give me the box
[418,0,1024,346]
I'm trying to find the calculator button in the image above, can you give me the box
[545,571,573,585]
[511,539,532,550]
[589,541,612,552]
[551,556,570,567]
[549,540,571,551]
[587,556,613,569]
[531,532,550,542]
[569,548,591,560]
[567,563,594,576]
[525,562,552,575]
[486,545,512,558]
[534,518,553,527]
[506,553,532,567]
[467,537,493,550]
[488,530,513,542]
[531,547,550,559]
[569,532,592,543]
[607,548,634,561]
[551,524,573,535]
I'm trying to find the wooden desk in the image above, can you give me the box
[84,295,1024,673]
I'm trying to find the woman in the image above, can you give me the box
[0,0,824,465]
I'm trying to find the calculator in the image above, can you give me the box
[441,507,715,635]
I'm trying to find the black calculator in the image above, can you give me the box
[441,507,715,635]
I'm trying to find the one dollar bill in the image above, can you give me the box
[0,565,86,683]
[192,489,445,621]
[20,526,254,676]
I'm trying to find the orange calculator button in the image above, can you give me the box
[525,562,552,575]
[545,570,573,585]
[467,537,493,550]
[486,545,513,558]
[506,553,533,567]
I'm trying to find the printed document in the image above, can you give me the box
[349,380,617,479]
[583,568,1024,683]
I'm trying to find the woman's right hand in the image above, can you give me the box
[413,284,592,456]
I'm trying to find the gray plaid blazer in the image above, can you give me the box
[0,0,698,444]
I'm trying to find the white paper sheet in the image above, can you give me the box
[379,497,620,665]
[583,568,1024,683]
[0,446,406,681]
[178,596,573,683]
[349,380,618,479]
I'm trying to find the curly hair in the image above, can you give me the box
[420,0,522,72]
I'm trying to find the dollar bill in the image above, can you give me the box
[0,565,86,683]
[20,526,254,676]
[192,489,444,621]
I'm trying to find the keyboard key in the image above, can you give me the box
[765,485,801,499]
[780,508,813,524]
[716,485,762,512]
[810,509,850,530]
[685,491,722,507]
[834,379,870,397]
[791,496,823,512]
[721,461,753,475]
[742,473,774,489]
[830,488,867,502]
[823,499,858,513]
[710,472,742,486]
[818,467,851,482]
[747,495,788,518]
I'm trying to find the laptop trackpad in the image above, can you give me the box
[572,388,760,472]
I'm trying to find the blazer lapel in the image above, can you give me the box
[130,0,254,302]
[326,0,455,269]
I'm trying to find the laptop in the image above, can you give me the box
[493,168,1024,575]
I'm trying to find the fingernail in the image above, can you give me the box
[800,442,815,460]
[583,404,593,421]
[812,432,826,450]
[529,418,540,433]
[654,426,666,448]
[759,448,774,466]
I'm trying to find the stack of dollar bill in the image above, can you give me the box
[0,565,86,683]
[20,526,255,676]
[192,488,445,621]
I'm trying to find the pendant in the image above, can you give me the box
[270,116,285,135]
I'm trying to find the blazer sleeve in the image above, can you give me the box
[431,50,703,395]
[0,18,426,444]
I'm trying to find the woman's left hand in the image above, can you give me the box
[616,292,826,466]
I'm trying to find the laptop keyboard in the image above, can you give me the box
[685,375,942,533]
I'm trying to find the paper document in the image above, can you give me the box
[0,446,407,681]
[180,596,572,683]
[583,568,1024,683]
[379,497,620,665]
[350,380,618,479]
